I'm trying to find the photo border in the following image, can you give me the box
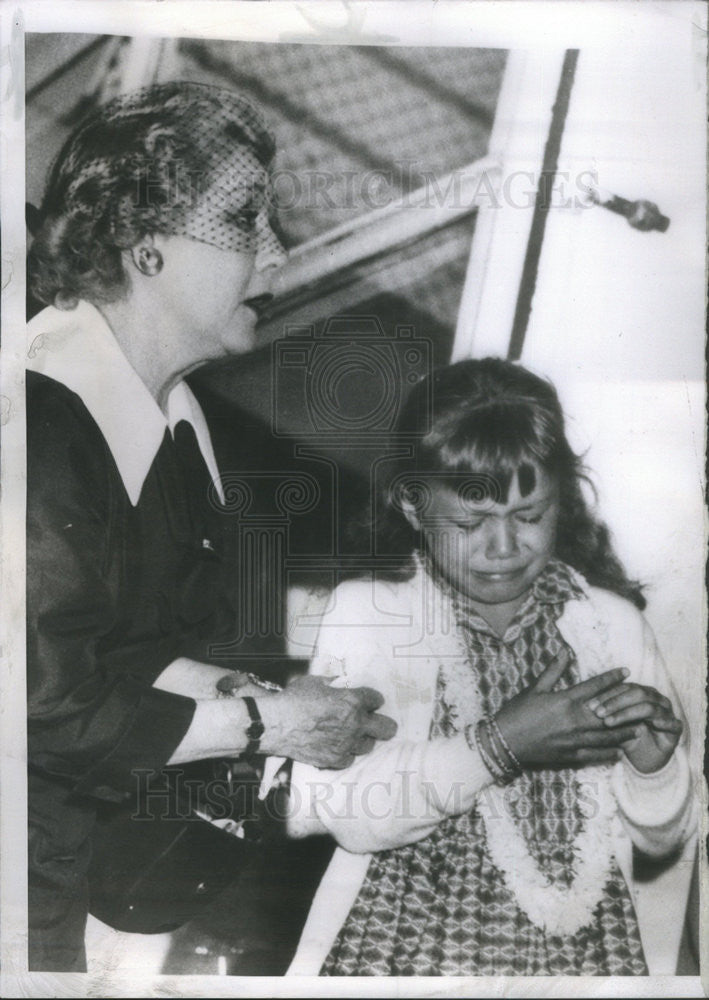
[2,2,706,996]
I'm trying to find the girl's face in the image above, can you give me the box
[404,465,560,618]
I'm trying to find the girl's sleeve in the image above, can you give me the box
[612,615,698,858]
[287,581,493,854]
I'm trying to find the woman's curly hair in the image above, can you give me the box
[28,81,275,308]
[377,357,646,609]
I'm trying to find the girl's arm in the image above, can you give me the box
[287,582,643,854]
[288,662,495,854]
[289,655,639,853]
[605,618,697,858]
[557,589,698,859]
[287,580,495,852]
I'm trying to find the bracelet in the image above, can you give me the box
[484,721,518,781]
[489,715,522,773]
[468,719,511,786]
[216,671,283,698]
[482,718,519,782]
[247,672,282,692]
[477,721,511,785]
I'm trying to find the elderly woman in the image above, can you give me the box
[26,81,395,972]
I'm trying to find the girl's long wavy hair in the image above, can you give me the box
[376,357,645,609]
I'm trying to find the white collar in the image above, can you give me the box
[27,301,224,507]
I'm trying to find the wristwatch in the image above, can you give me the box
[241,695,265,758]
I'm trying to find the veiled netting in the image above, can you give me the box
[45,81,286,258]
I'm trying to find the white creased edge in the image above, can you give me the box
[2,1,707,997]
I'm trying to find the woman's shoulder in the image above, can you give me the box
[27,369,105,441]
[27,371,115,512]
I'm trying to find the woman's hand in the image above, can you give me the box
[259,676,398,769]
[494,652,640,769]
[168,675,397,767]
[586,683,683,773]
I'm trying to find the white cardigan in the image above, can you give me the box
[285,565,697,975]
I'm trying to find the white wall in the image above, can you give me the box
[454,16,706,971]
[522,31,705,750]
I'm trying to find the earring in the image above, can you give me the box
[132,244,163,276]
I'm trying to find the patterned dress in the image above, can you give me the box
[321,560,648,976]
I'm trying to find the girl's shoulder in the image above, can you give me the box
[322,567,423,626]
[563,565,646,626]
[559,568,653,670]
[312,570,432,675]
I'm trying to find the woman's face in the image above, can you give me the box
[153,212,285,358]
[405,466,560,614]
[152,145,286,357]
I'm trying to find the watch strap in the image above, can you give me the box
[241,696,265,757]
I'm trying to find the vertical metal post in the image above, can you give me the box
[507,49,579,360]
[451,49,569,362]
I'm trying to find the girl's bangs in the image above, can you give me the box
[424,403,558,503]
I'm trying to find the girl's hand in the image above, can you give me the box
[495,652,640,770]
[586,683,683,773]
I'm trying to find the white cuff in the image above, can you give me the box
[613,750,690,830]
[152,658,234,699]
[420,732,494,817]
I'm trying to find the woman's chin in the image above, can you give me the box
[220,311,259,355]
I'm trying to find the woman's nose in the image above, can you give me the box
[485,519,519,559]
[254,212,288,273]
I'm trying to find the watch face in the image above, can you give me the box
[246,720,265,740]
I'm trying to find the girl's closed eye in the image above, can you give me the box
[516,512,543,525]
